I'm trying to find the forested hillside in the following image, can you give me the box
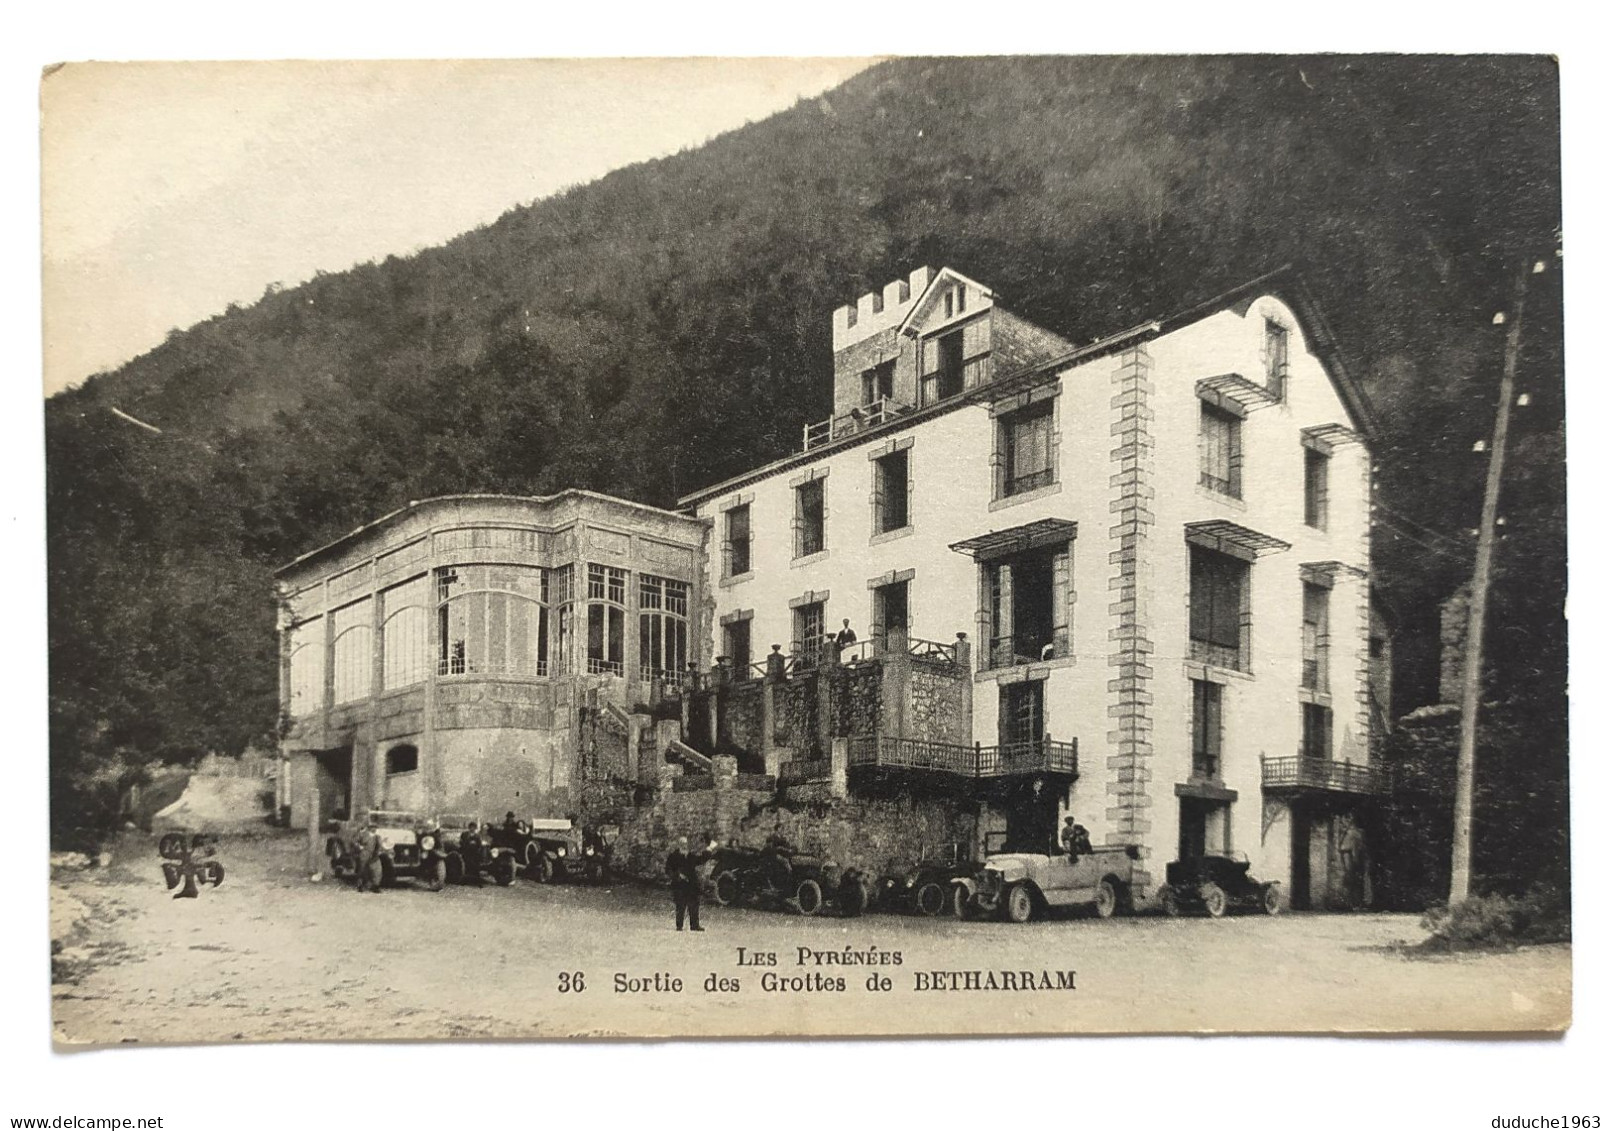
[47,57,1564,875]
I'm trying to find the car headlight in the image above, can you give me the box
[585,846,595,856]
[557,846,567,857]
[904,871,920,887]
[419,835,436,851]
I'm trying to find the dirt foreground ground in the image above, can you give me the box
[50,832,1571,1044]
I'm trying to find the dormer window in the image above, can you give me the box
[944,291,954,319]
[957,285,966,314]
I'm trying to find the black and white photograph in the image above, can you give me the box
[9,28,1598,1127]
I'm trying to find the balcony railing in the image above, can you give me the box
[1261,755,1384,796]
[438,657,550,678]
[585,657,625,677]
[1189,637,1245,673]
[848,736,1077,780]
[985,628,1069,671]
[802,397,910,451]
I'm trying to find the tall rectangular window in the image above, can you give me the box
[723,619,752,676]
[1191,679,1224,779]
[724,504,751,577]
[1198,403,1243,497]
[793,601,825,665]
[794,479,826,558]
[638,575,689,682]
[984,541,1071,670]
[872,580,910,647]
[873,449,910,533]
[586,563,627,676]
[999,400,1055,497]
[860,360,895,406]
[999,680,1045,749]
[1304,447,1330,529]
[552,565,574,675]
[921,329,966,404]
[1301,582,1330,691]
[1265,319,1290,399]
[1189,545,1250,671]
[1301,702,1333,760]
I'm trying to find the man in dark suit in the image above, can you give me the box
[666,835,717,931]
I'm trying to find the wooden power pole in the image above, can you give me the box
[1450,261,1534,905]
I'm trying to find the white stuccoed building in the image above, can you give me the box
[681,264,1383,909]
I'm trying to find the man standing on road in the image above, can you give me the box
[666,835,716,931]
[354,821,384,894]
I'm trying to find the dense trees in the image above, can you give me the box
[47,57,1563,882]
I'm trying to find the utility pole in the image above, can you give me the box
[1450,260,1534,905]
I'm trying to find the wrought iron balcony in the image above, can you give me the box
[848,735,1077,780]
[1261,754,1384,796]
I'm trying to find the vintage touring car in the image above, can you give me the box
[439,815,520,886]
[878,842,975,916]
[710,841,870,917]
[484,816,609,883]
[1157,853,1281,917]
[326,810,450,891]
[951,833,1142,922]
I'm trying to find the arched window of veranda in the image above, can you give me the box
[287,616,324,716]
[436,564,550,678]
[382,576,430,691]
[331,599,373,704]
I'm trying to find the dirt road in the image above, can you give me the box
[51,833,1570,1044]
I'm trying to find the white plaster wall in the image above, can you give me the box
[1146,296,1373,881]
[697,346,1124,843]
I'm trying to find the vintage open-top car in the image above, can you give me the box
[1158,852,1281,917]
[878,842,974,916]
[484,816,609,883]
[952,831,1141,922]
[326,809,449,891]
[710,839,870,917]
[438,814,519,886]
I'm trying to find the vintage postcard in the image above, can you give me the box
[41,55,1569,1045]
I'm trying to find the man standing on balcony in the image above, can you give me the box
[834,619,858,663]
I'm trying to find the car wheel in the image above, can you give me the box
[1005,883,1035,924]
[426,857,447,892]
[495,854,517,887]
[524,842,541,870]
[1201,882,1228,918]
[791,879,823,916]
[1262,883,1282,916]
[530,855,554,884]
[1160,886,1182,917]
[1093,878,1118,919]
[914,882,946,917]
[950,885,975,920]
[713,870,740,907]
